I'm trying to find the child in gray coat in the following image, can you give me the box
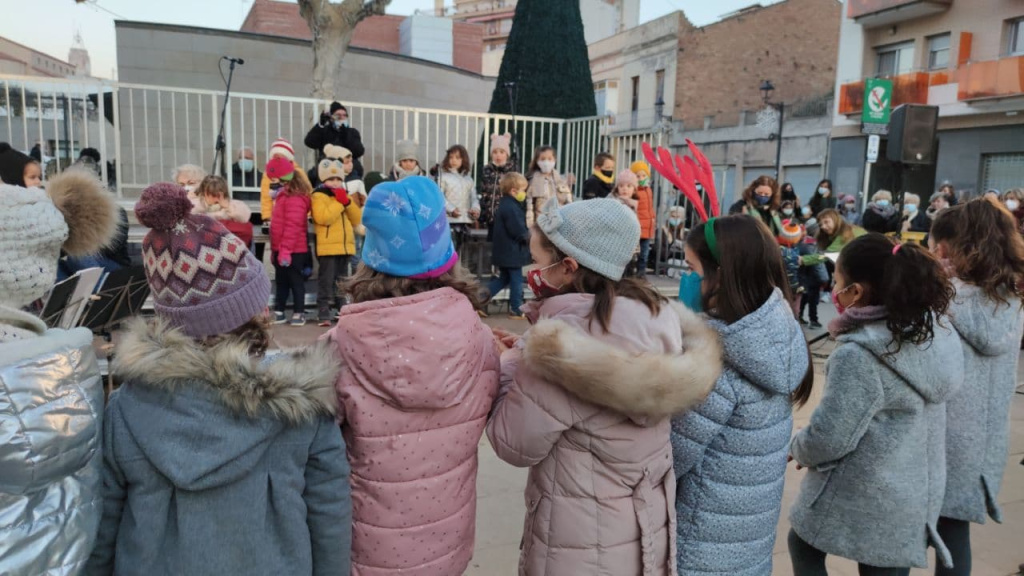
[929,199,1024,576]
[788,233,964,576]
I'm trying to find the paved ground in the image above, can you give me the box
[267,282,1022,576]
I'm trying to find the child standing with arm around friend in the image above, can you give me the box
[487,197,722,576]
[928,198,1024,576]
[788,234,964,576]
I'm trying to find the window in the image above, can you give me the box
[654,69,666,106]
[1010,18,1024,56]
[631,76,640,112]
[876,41,915,76]
[982,153,1024,192]
[594,81,607,115]
[927,34,950,70]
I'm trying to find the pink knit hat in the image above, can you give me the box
[136,183,271,338]
[490,133,511,155]
[616,169,638,188]
[269,138,295,161]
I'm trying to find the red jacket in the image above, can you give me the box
[636,185,656,240]
[270,191,311,265]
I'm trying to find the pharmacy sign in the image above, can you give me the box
[862,78,892,125]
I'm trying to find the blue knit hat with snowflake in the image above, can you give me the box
[361,176,458,278]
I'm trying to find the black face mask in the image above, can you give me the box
[270,182,284,191]
[601,169,614,177]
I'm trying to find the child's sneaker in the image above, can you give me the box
[317,319,332,327]
[477,309,489,318]
[798,317,808,325]
[290,314,307,327]
[273,311,287,325]
[809,321,822,330]
[508,312,526,321]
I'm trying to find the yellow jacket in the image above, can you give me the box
[311,187,363,256]
[260,163,308,220]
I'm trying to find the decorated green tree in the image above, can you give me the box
[488,0,597,119]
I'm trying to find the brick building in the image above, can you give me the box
[240,0,484,75]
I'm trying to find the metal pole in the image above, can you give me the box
[774,102,784,179]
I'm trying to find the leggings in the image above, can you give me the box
[273,251,310,315]
[788,529,910,576]
[935,517,971,576]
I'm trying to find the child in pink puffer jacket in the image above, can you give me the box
[324,176,499,576]
[267,157,312,326]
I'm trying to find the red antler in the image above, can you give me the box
[641,141,719,222]
[685,139,720,217]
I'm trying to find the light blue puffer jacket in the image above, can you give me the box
[670,289,808,576]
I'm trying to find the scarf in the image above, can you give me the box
[827,304,888,338]
[392,163,423,180]
[592,169,614,185]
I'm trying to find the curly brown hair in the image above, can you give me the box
[533,226,667,334]
[838,233,954,353]
[199,313,272,358]
[816,208,856,251]
[343,262,484,309]
[742,175,781,211]
[442,145,471,175]
[930,197,1024,306]
[198,175,229,200]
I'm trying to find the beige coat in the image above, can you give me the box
[527,170,572,227]
[487,295,721,576]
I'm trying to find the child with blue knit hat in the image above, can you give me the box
[323,175,499,576]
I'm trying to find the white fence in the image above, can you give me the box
[0,74,666,202]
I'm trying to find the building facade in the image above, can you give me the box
[829,0,1024,204]
[0,35,77,78]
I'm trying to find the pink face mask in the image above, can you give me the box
[831,285,853,315]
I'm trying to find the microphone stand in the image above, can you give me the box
[505,80,520,162]
[212,58,240,176]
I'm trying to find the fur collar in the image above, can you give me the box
[523,301,721,421]
[114,318,340,424]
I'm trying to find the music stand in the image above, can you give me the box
[79,266,151,396]
[39,275,80,329]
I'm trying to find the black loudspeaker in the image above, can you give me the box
[887,104,939,165]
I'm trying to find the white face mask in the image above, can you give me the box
[183,184,196,194]
[537,160,556,174]
[818,187,831,197]
[1007,200,1020,211]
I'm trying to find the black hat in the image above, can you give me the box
[0,142,34,187]
[329,101,347,115]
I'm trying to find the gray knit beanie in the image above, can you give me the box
[536,197,640,281]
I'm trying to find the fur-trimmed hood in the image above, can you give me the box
[111,318,341,491]
[524,296,721,421]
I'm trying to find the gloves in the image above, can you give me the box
[278,252,291,268]
[261,220,270,234]
[332,187,350,206]
[319,112,331,127]
[269,183,283,200]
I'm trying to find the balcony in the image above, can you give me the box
[837,72,931,115]
[847,0,952,28]
[957,55,1024,101]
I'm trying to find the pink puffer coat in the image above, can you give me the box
[487,294,721,576]
[269,190,310,265]
[326,287,499,576]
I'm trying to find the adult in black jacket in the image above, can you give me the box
[902,193,931,233]
[860,190,901,234]
[231,147,263,190]
[304,102,366,178]
[808,178,836,217]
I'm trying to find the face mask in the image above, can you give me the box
[639,178,649,187]
[514,191,527,203]
[876,199,890,208]
[678,270,703,313]
[183,184,196,194]
[538,160,556,174]
[527,262,564,299]
[831,285,854,316]
[818,187,830,197]
[239,159,255,172]
[333,119,347,129]
[801,207,812,217]
[782,208,794,216]
[755,195,771,206]
[906,204,919,214]
[601,169,614,178]
[668,218,682,228]
[1007,200,1020,211]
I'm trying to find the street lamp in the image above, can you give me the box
[760,80,785,180]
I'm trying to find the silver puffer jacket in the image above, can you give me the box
[0,322,104,575]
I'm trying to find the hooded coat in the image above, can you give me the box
[670,289,809,576]
[789,318,964,569]
[86,319,352,576]
[326,287,499,576]
[487,294,722,576]
[0,318,103,576]
[941,281,1024,524]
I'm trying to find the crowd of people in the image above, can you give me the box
[1,118,1023,576]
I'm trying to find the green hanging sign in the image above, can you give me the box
[862,78,893,125]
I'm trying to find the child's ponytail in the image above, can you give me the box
[839,234,954,352]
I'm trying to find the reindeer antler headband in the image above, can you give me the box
[641,139,721,223]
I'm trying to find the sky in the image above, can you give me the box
[3,0,776,79]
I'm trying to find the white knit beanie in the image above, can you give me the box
[396,139,419,163]
[0,186,69,308]
[536,197,640,281]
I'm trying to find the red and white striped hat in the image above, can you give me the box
[269,138,294,161]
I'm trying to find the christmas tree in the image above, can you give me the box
[488,0,598,119]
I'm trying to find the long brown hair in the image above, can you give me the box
[441,144,471,176]
[742,175,781,211]
[284,168,313,197]
[837,234,954,353]
[816,208,855,251]
[534,226,666,334]
[930,198,1024,306]
[685,215,814,407]
[527,145,556,177]
[344,262,484,309]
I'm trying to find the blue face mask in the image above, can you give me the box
[876,199,890,208]
[333,119,348,129]
[668,218,682,228]
[906,203,918,214]
[755,195,771,206]
[238,159,254,172]
[678,270,704,313]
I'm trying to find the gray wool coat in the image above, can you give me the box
[789,318,964,570]
[85,319,352,576]
[941,281,1024,524]
[671,289,809,576]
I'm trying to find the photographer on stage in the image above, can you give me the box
[304,101,366,179]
